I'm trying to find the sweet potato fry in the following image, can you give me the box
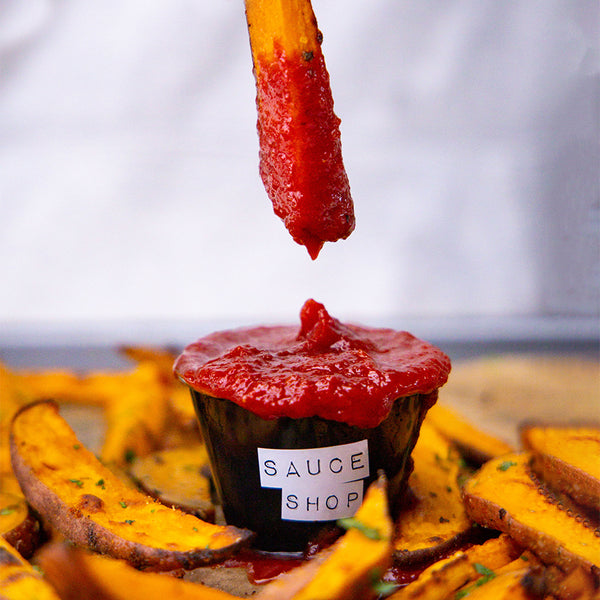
[462,534,523,570]
[244,0,354,259]
[0,363,31,477]
[38,542,243,600]
[520,423,600,511]
[442,355,600,447]
[462,452,600,574]
[0,535,61,600]
[393,422,474,565]
[522,563,600,600]
[10,400,253,571]
[15,369,89,404]
[425,403,513,465]
[0,491,43,559]
[119,345,200,440]
[454,567,531,599]
[387,535,523,600]
[100,362,170,466]
[39,542,243,600]
[13,364,148,409]
[387,552,475,600]
[257,474,393,600]
[128,445,214,522]
[14,360,193,464]
[166,383,199,434]
[119,346,178,382]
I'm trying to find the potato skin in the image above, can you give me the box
[392,422,476,566]
[10,400,253,571]
[39,542,242,600]
[520,423,600,511]
[2,506,43,560]
[531,452,600,512]
[462,453,600,575]
[0,536,61,600]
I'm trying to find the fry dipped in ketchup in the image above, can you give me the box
[245,0,355,259]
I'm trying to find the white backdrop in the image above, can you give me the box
[0,1,598,330]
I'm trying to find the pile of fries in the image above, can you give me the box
[1,348,598,600]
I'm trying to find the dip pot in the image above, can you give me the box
[189,388,437,552]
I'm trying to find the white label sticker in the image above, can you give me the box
[257,440,369,522]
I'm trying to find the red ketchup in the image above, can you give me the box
[255,43,355,260]
[175,299,451,429]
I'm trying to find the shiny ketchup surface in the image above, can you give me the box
[255,43,355,260]
[175,299,451,429]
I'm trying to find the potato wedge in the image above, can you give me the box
[441,355,600,447]
[100,362,171,466]
[393,422,474,564]
[463,534,523,570]
[387,534,523,600]
[522,564,600,600]
[10,400,253,571]
[0,363,31,477]
[387,552,475,600]
[128,445,215,522]
[119,346,200,446]
[257,474,393,600]
[119,345,178,381]
[425,403,513,465]
[520,423,600,511]
[38,542,242,600]
[0,492,43,559]
[455,567,530,600]
[244,0,354,259]
[462,452,600,574]
[0,535,60,600]
[15,361,191,465]
[166,383,199,435]
[14,369,88,403]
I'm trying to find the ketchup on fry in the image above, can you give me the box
[255,44,355,259]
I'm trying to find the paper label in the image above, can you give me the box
[257,440,369,522]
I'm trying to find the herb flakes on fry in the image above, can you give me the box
[10,400,254,571]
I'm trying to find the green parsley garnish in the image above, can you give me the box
[455,563,496,598]
[119,501,128,508]
[69,479,84,488]
[124,449,136,464]
[474,564,495,577]
[369,568,399,596]
[96,479,105,489]
[124,519,135,525]
[433,452,451,472]
[497,460,517,472]
[372,578,399,595]
[337,517,382,541]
